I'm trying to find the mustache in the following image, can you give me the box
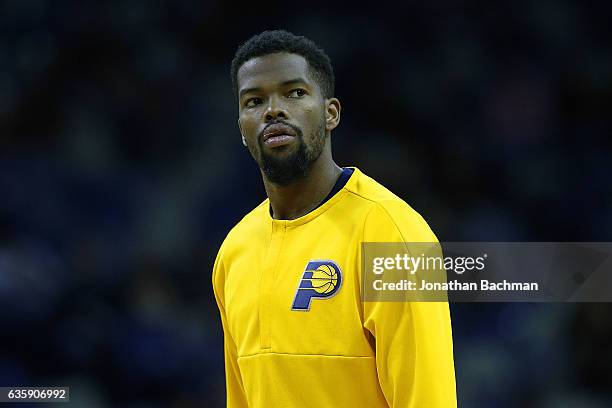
[259,120,302,141]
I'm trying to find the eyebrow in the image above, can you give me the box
[239,78,309,98]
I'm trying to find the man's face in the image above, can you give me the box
[237,52,330,185]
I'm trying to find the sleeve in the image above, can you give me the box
[361,202,457,407]
[212,244,249,408]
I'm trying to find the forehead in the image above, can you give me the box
[237,53,313,90]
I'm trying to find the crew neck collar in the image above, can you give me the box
[265,167,360,227]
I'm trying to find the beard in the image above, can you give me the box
[256,119,326,186]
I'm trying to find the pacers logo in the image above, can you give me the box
[291,260,342,311]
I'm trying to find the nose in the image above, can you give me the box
[264,95,288,122]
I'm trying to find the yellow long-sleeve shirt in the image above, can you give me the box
[212,167,456,407]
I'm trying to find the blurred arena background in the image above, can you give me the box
[1,0,611,406]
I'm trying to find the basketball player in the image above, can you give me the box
[212,30,456,407]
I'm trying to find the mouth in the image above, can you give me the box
[262,123,297,148]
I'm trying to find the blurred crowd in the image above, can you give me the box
[0,0,611,406]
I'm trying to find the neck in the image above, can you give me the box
[262,147,343,220]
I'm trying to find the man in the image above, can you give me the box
[213,30,456,407]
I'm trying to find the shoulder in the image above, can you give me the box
[215,199,269,263]
[347,168,438,243]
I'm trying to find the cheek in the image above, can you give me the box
[297,103,324,128]
[240,115,259,137]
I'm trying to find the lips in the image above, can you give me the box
[262,123,297,148]
[263,123,296,141]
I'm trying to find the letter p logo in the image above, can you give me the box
[291,260,342,311]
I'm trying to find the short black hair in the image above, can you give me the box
[231,30,335,100]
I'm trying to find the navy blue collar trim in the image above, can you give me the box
[317,167,354,209]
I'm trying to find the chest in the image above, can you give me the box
[224,222,373,357]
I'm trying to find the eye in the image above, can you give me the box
[287,88,307,98]
[244,97,262,108]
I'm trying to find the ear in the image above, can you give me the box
[238,119,247,147]
[325,98,341,132]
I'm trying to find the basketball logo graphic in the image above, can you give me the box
[292,260,342,311]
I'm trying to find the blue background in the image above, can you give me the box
[0,0,611,406]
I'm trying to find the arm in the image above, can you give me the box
[212,247,249,408]
[362,203,457,407]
